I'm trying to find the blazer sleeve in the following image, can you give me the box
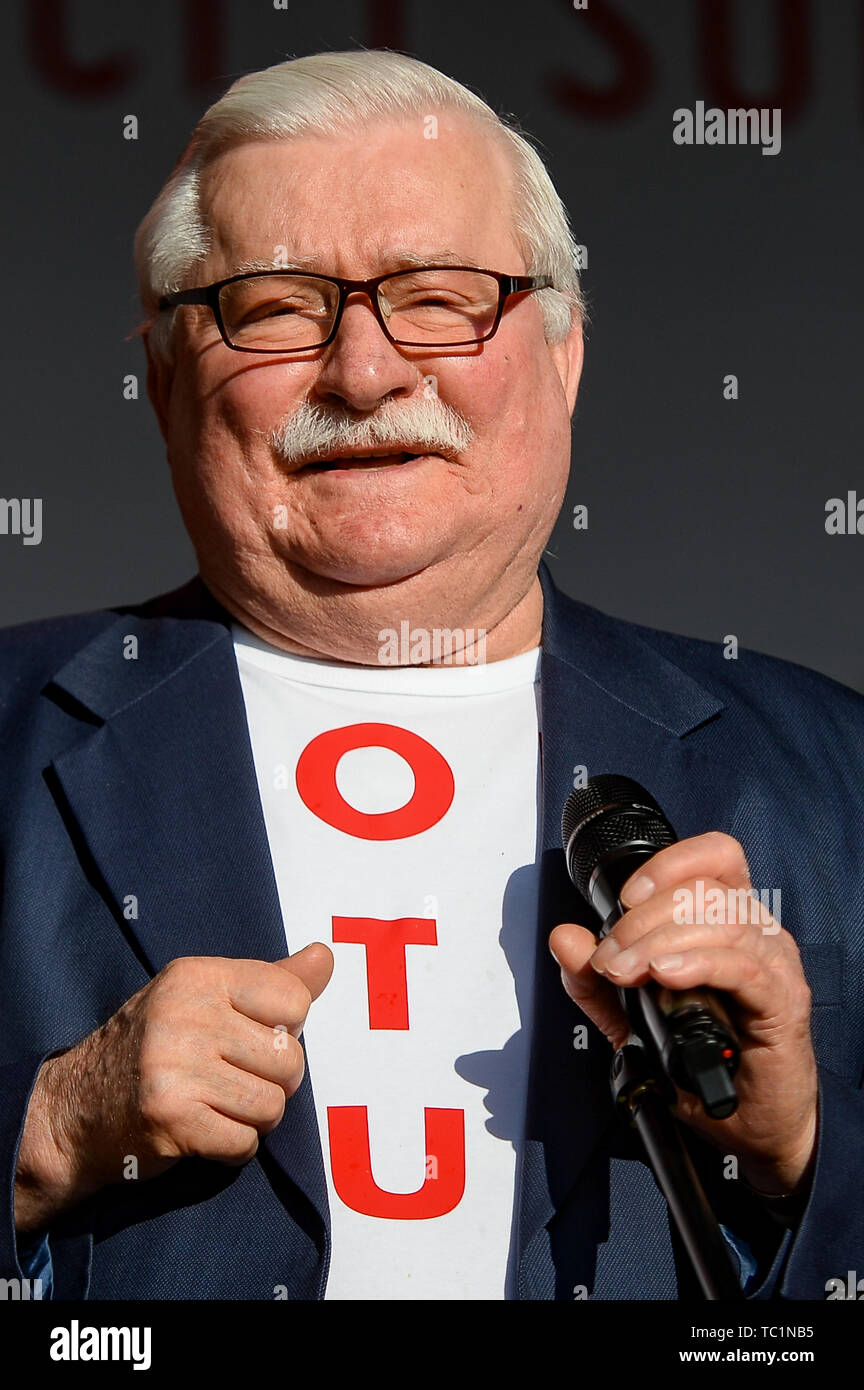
[766,1062,864,1299]
[703,1060,864,1300]
[0,1051,91,1298]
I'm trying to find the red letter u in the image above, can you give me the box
[328,1106,465,1219]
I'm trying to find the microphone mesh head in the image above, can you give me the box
[561,775,674,903]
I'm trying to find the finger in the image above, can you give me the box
[224,945,334,1031]
[591,878,779,974]
[549,922,596,974]
[594,917,774,982]
[620,832,752,909]
[226,961,315,1035]
[202,1060,291,1133]
[275,943,334,1002]
[218,1016,306,1093]
[179,1101,261,1167]
[549,923,630,1049]
[643,945,806,1024]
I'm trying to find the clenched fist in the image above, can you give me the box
[14,944,333,1233]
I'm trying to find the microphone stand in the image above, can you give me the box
[610,1037,743,1300]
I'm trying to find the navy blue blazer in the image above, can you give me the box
[1,561,863,1300]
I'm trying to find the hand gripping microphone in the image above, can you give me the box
[561,774,740,1119]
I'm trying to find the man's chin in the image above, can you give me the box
[293,554,432,591]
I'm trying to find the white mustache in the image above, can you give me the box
[266,396,474,465]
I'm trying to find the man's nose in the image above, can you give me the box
[312,292,422,412]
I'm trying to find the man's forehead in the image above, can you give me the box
[198,119,519,274]
[225,249,488,275]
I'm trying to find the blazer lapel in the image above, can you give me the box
[45,578,330,1233]
[517,563,748,1290]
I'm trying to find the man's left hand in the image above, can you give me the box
[549,831,818,1198]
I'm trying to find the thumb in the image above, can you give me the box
[276,942,334,1003]
[549,922,630,1050]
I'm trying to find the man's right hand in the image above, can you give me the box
[13,943,334,1234]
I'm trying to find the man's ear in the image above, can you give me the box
[549,318,585,417]
[144,336,174,443]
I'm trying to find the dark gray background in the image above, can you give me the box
[2,0,861,688]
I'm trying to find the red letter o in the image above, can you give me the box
[295,723,454,840]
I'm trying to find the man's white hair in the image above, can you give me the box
[134,49,587,362]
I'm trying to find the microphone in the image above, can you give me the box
[561,774,740,1120]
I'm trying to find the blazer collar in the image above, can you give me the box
[50,563,724,736]
[537,560,724,741]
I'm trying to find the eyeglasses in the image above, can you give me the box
[159,265,554,354]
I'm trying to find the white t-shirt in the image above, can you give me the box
[232,625,542,1300]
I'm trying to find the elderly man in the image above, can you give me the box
[3,50,863,1303]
